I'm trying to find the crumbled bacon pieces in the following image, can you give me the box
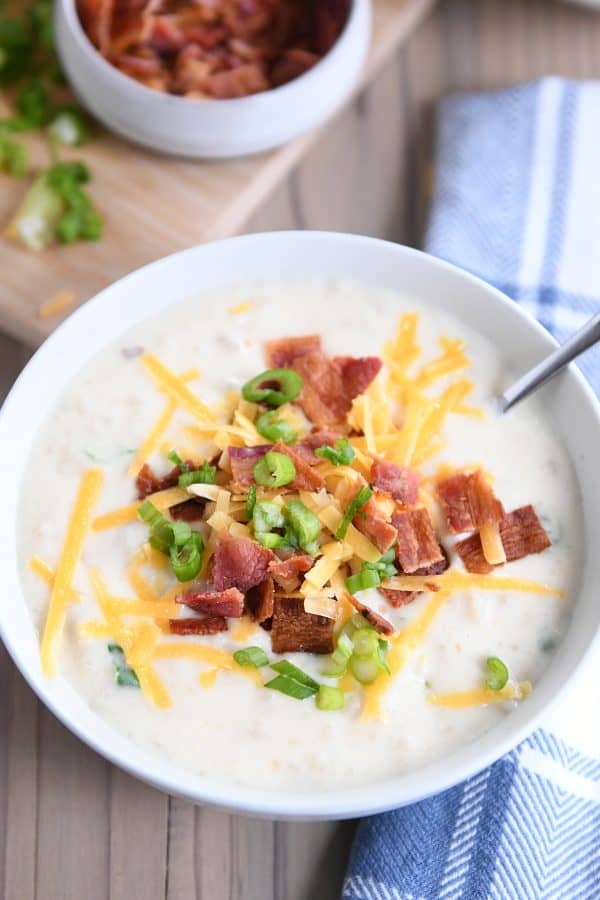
[352,492,397,554]
[270,597,334,654]
[169,499,206,521]
[456,505,551,574]
[135,460,197,499]
[392,507,446,574]
[245,577,275,624]
[169,616,228,635]
[378,588,420,608]
[437,470,504,534]
[213,537,274,592]
[268,553,314,592]
[270,441,325,491]
[265,334,322,368]
[77,0,349,98]
[500,505,551,561]
[292,430,343,464]
[345,592,394,635]
[228,444,270,487]
[265,334,382,428]
[371,459,419,505]
[178,587,245,618]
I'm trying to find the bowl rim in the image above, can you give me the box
[59,0,364,109]
[1,230,599,820]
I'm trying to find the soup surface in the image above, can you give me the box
[18,279,580,791]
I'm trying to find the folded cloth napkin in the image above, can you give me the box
[342,78,600,900]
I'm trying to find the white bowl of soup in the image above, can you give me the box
[0,231,598,820]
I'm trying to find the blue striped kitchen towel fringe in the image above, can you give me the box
[342,78,600,900]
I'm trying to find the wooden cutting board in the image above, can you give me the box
[0,0,435,347]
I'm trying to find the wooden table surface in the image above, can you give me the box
[3,2,600,898]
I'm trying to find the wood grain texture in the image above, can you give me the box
[3,2,600,898]
[0,0,435,348]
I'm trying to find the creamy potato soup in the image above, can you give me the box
[18,279,580,791]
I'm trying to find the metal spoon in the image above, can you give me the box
[499,311,600,413]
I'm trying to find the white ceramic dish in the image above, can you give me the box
[1,232,599,820]
[54,0,371,159]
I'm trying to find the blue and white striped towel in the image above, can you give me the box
[343,79,600,900]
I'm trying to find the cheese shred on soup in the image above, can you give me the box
[18,280,581,790]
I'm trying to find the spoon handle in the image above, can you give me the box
[500,311,600,413]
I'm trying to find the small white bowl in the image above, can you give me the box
[1,232,599,820]
[54,0,372,158]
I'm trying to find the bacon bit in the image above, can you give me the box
[169,499,206,521]
[500,505,551,560]
[265,334,322,368]
[437,470,504,534]
[392,507,445,574]
[456,505,551,574]
[378,588,420,608]
[228,445,270,487]
[345,592,394,635]
[333,356,383,400]
[268,553,314,592]
[292,430,343,464]
[213,537,274,592]
[270,597,335,654]
[78,1,349,97]
[245,577,275,624]
[352,492,397,554]
[178,587,245,618]
[265,335,382,427]
[270,441,325,491]
[169,616,228,635]
[454,534,493,575]
[135,460,196,499]
[371,459,419,505]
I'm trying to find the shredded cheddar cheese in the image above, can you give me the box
[38,290,76,320]
[480,521,507,566]
[40,468,104,677]
[92,486,188,531]
[141,354,215,424]
[382,571,562,597]
[428,681,532,708]
[228,301,254,315]
[154,643,263,687]
[361,591,452,720]
[415,337,469,388]
[127,368,200,477]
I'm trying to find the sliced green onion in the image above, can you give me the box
[253,500,285,534]
[349,654,381,684]
[253,451,296,487]
[234,646,269,668]
[315,438,355,467]
[115,665,140,687]
[485,656,509,692]
[335,486,372,540]
[242,368,303,407]
[256,410,298,444]
[322,631,354,677]
[265,675,318,700]
[270,660,320,691]
[346,567,382,595]
[47,107,87,147]
[168,449,188,471]
[246,484,257,520]
[316,685,345,711]
[376,639,391,675]
[351,614,372,630]
[108,643,140,688]
[178,462,216,488]
[366,548,397,580]
[169,532,203,582]
[255,532,288,549]
[284,499,321,552]
[352,628,379,658]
